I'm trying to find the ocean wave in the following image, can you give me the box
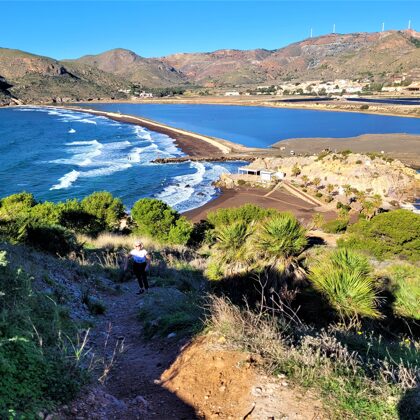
[80,163,132,178]
[156,162,232,212]
[68,128,76,133]
[50,170,80,190]
[156,162,206,209]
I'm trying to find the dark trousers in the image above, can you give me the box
[133,262,149,290]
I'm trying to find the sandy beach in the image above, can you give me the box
[63,106,253,158]
[184,186,336,223]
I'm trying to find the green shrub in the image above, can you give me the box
[315,192,323,198]
[360,104,369,110]
[207,204,277,229]
[167,216,194,246]
[29,201,61,225]
[131,198,191,245]
[322,219,348,234]
[309,248,380,321]
[21,223,76,255]
[0,192,36,220]
[0,251,84,416]
[81,191,125,231]
[255,212,307,272]
[382,264,420,320]
[338,210,420,261]
[131,198,177,239]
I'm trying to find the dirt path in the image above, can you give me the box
[59,281,199,419]
[59,280,326,419]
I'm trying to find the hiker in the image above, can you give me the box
[124,240,151,294]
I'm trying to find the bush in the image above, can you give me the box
[167,216,194,246]
[21,223,76,255]
[322,219,349,234]
[0,192,36,221]
[29,201,62,225]
[207,204,277,229]
[315,192,323,198]
[0,251,84,416]
[131,198,192,245]
[338,210,420,261]
[381,264,420,320]
[309,248,380,320]
[81,191,125,231]
[360,104,369,110]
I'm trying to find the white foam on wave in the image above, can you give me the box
[68,128,76,133]
[50,170,80,190]
[50,139,104,166]
[156,162,232,213]
[80,163,132,178]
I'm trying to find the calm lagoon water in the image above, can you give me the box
[0,107,242,211]
[80,103,420,147]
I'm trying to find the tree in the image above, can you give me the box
[309,248,380,322]
[131,198,177,240]
[338,210,420,262]
[302,175,309,187]
[313,177,321,190]
[361,194,382,221]
[291,164,301,177]
[326,184,335,196]
[81,191,125,231]
[0,192,36,220]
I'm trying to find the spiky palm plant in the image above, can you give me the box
[309,248,380,322]
[210,220,254,278]
[255,213,307,277]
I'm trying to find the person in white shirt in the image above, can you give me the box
[124,240,151,294]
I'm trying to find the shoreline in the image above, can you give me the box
[60,104,420,168]
[65,95,420,119]
[60,105,257,158]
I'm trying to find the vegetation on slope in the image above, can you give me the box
[0,191,419,418]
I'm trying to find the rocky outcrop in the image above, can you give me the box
[0,48,129,105]
[162,30,420,85]
[247,153,420,205]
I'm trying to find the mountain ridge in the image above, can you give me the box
[1,29,419,105]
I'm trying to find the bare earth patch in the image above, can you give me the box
[58,281,325,419]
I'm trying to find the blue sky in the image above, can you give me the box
[1,1,419,59]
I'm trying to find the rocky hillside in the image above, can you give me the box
[1,29,420,104]
[162,30,420,85]
[0,48,129,105]
[66,48,187,87]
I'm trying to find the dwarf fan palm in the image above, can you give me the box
[255,212,307,277]
[209,220,254,278]
[309,248,380,322]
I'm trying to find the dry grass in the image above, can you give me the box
[206,295,419,419]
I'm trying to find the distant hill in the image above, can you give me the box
[1,29,420,105]
[162,30,420,85]
[66,48,187,87]
[0,48,129,105]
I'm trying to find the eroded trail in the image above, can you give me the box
[60,281,199,419]
[60,280,325,419]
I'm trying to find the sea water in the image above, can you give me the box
[0,106,242,212]
[80,103,420,147]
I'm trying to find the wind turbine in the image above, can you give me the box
[333,23,336,34]
[382,22,385,32]
[408,19,411,29]
[310,28,313,38]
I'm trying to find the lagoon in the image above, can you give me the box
[79,103,420,148]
